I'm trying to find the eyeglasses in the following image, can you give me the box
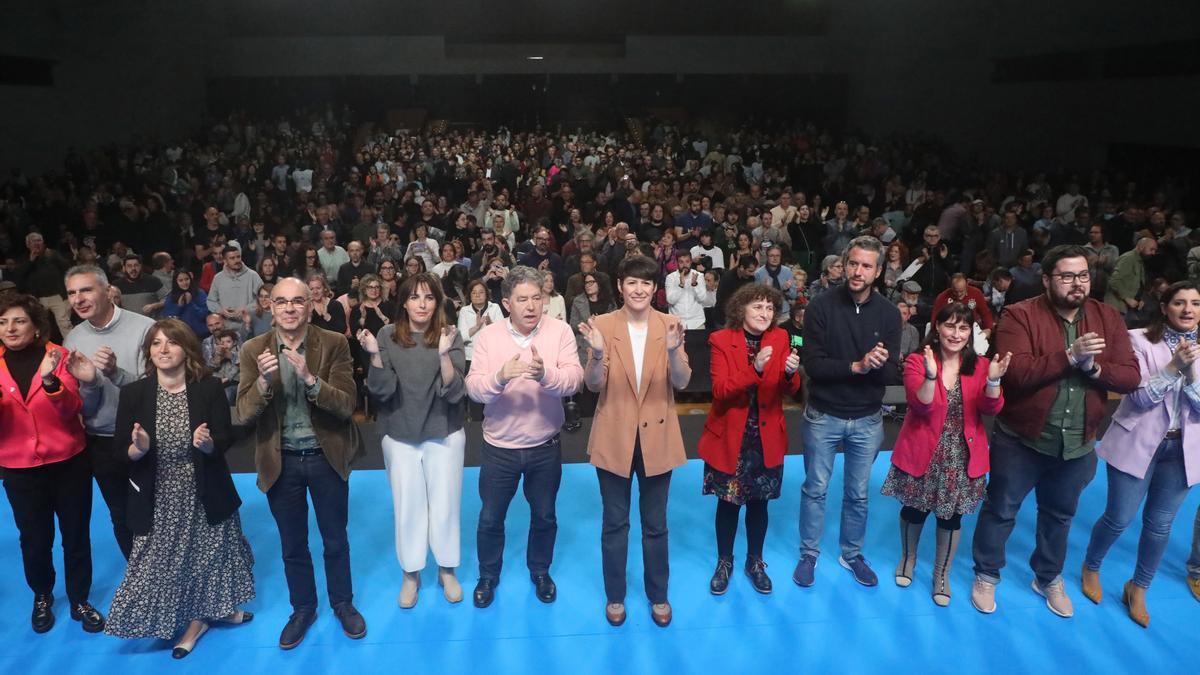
[365,284,382,290]
[272,297,309,308]
[584,279,598,285]
[1050,271,1090,284]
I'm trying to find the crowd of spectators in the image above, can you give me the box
[0,105,1194,392]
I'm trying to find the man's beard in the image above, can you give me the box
[1049,287,1087,310]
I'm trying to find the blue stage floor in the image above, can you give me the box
[2,453,1197,674]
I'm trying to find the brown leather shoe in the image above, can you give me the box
[1122,581,1149,628]
[1187,576,1200,603]
[605,603,626,627]
[1081,564,1102,604]
[650,602,672,628]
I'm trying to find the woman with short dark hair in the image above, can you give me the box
[579,255,691,628]
[0,294,103,635]
[107,318,255,658]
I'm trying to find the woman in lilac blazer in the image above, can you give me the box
[1083,280,1200,628]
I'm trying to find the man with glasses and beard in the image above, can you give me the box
[970,245,1139,618]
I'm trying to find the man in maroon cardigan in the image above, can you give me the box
[970,245,1139,618]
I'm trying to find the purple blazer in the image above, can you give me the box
[1098,328,1200,486]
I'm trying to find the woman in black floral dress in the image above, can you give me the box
[109,319,255,658]
[698,284,802,595]
[882,303,1009,606]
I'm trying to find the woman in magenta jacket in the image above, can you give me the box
[698,284,802,596]
[882,302,1010,606]
[0,294,104,634]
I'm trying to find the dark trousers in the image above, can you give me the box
[86,434,132,559]
[2,451,94,604]
[597,439,672,604]
[266,453,353,612]
[972,429,1098,586]
[476,438,562,581]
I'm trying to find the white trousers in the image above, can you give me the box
[381,430,465,572]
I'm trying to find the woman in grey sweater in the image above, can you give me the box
[357,272,467,610]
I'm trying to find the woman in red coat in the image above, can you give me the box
[698,283,801,595]
[882,302,1010,606]
[0,294,103,634]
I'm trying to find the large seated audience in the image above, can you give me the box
[4,107,1200,650]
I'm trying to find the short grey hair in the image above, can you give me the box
[842,235,885,266]
[25,232,43,247]
[501,265,544,299]
[820,255,841,273]
[65,264,109,288]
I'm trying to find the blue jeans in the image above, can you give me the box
[1084,438,1191,588]
[266,452,353,612]
[1189,506,1200,578]
[799,406,883,560]
[971,429,1097,587]
[475,437,563,581]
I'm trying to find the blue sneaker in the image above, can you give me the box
[792,555,817,587]
[839,555,879,587]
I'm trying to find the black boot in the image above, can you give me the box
[32,593,54,634]
[709,556,734,595]
[744,555,773,594]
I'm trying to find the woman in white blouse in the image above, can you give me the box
[456,279,505,366]
[541,271,567,322]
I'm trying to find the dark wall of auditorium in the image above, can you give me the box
[2,0,1196,172]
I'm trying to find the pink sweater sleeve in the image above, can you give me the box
[536,320,584,397]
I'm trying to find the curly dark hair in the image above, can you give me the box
[724,283,784,330]
[0,293,53,347]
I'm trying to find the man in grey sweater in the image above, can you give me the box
[207,245,263,335]
[63,265,155,559]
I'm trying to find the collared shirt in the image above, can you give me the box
[274,334,323,451]
[506,317,542,349]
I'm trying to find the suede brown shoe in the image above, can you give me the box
[1122,581,1149,628]
[1081,564,1102,604]
[1187,575,1200,603]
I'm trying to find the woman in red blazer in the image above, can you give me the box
[0,294,102,634]
[882,302,1010,607]
[698,283,801,595]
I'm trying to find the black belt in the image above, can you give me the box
[283,447,324,457]
[1165,429,1183,440]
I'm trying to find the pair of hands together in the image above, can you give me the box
[64,347,118,384]
[753,346,800,376]
[577,316,686,357]
[921,347,1013,381]
[130,422,213,459]
[355,326,459,357]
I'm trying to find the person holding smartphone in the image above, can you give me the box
[698,284,801,595]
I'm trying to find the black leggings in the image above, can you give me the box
[716,499,769,559]
[901,505,962,531]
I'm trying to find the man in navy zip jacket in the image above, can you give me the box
[794,236,901,588]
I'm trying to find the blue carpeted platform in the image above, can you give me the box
[1,452,1196,674]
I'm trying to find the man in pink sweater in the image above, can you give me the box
[465,266,584,609]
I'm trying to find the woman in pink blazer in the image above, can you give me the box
[0,294,100,634]
[1083,281,1200,628]
[882,302,1009,607]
